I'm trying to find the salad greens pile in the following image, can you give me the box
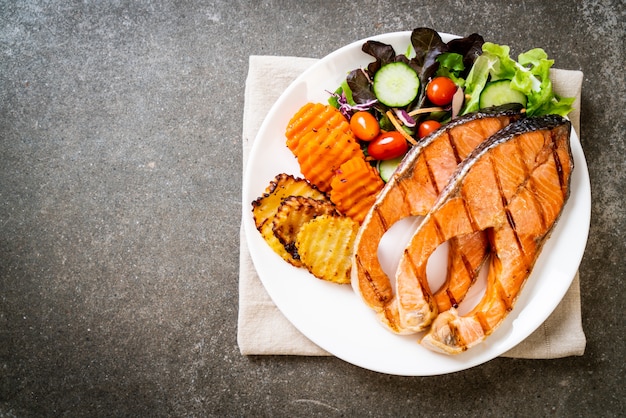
[330,28,574,131]
[461,42,575,116]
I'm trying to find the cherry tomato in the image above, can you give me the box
[350,111,380,141]
[426,76,457,106]
[417,120,442,139]
[367,131,408,160]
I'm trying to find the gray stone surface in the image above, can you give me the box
[1,0,624,416]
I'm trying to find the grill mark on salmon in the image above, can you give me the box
[425,156,441,196]
[434,232,489,312]
[355,255,391,305]
[492,152,525,254]
[460,187,480,232]
[446,289,458,309]
[351,105,523,334]
[553,147,565,189]
[407,115,574,354]
[447,130,463,164]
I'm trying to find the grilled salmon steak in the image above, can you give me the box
[351,105,523,334]
[401,115,573,354]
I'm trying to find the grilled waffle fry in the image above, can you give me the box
[295,214,360,284]
[272,196,340,266]
[286,103,364,192]
[252,174,326,263]
[330,156,385,224]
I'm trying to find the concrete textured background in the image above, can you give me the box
[1,0,624,416]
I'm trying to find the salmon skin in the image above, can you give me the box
[351,104,524,334]
[398,115,573,354]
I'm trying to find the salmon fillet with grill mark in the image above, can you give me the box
[351,105,523,334]
[394,115,574,354]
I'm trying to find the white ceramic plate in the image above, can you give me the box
[242,31,591,376]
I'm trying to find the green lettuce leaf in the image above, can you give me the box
[461,54,492,114]
[435,52,466,87]
[461,42,574,117]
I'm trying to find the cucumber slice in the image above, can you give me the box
[479,79,527,108]
[373,62,420,107]
[377,155,404,183]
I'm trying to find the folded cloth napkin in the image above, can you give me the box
[238,55,586,359]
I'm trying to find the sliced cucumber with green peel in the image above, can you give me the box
[479,79,527,108]
[377,155,404,183]
[373,62,420,107]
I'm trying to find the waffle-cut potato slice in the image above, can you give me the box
[285,103,364,192]
[330,156,385,224]
[295,214,360,284]
[273,196,340,266]
[252,174,326,262]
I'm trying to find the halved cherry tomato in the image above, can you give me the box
[367,131,408,160]
[426,76,457,106]
[417,120,442,139]
[350,111,380,141]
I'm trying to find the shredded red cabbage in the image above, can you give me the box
[328,91,377,118]
[394,108,416,127]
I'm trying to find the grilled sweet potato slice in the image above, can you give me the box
[330,156,385,224]
[285,103,364,192]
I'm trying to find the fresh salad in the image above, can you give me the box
[328,27,575,181]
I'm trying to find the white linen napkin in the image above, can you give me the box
[238,55,586,359]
